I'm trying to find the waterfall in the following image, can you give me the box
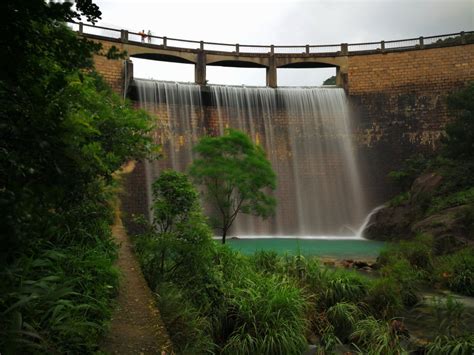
[135,79,369,236]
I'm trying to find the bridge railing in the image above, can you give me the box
[72,22,473,55]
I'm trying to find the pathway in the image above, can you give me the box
[101,211,172,354]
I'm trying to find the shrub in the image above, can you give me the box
[221,274,308,355]
[326,302,364,342]
[317,269,370,309]
[380,259,422,307]
[426,335,474,355]
[155,282,214,354]
[378,234,434,271]
[251,250,282,274]
[437,248,474,296]
[365,278,404,319]
[0,240,119,353]
[350,317,409,355]
[429,296,466,337]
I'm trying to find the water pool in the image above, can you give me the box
[224,237,385,259]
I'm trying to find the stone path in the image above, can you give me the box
[101,212,172,355]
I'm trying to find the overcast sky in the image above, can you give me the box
[92,0,473,86]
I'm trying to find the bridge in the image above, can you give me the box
[72,22,473,88]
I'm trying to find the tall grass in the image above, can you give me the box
[350,317,409,355]
[221,274,308,355]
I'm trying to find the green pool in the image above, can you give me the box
[225,237,385,259]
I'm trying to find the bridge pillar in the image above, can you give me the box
[266,56,277,88]
[195,52,206,85]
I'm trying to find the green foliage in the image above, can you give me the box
[428,187,474,215]
[251,250,283,274]
[378,234,434,271]
[326,302,364,342]
[323,76,336,85]
[155,282,215,354]
[380,259,421,307]
[0,1,154,352]
[437,248,474,296]
[221,274,308,355]
[426,335,474,355]
[317,269,370,309]
[365,278,404,319]
[429,296,467,337]
[133,171,214,293]
[1,237,119,353]
[389,191,411,207]
[190,129,277,243]
[350,317,409,355]
[388,154,429,190]
[443,82,474,161]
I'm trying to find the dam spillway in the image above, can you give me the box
[135,79,368,236]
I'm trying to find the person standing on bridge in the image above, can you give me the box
[147,30,152,43]
[139,30,146,43]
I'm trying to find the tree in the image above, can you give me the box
[190,129,276,243]
[136,171,213,286]
[0,1,154,352]
[323,76,337,85]
[443,82,474,161]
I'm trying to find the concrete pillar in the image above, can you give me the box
[266,56,277,88]
[195,52,206,85]
[341,43,348,55]
[336,66,349,92]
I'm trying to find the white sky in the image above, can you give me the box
[92,0,474,86]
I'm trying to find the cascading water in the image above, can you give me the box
[135,79,369,237]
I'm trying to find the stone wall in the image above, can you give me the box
[92,41,125,95]
[90,39,474,229]
[347,43,474,201]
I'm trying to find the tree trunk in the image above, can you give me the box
[222,229,227,244]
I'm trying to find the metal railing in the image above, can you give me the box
[70,22,473,56]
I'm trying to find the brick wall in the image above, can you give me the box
[92,40,125,95]
[347,43,474,201]
[90,39,474,226]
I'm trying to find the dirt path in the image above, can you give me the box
[101,213,172,355]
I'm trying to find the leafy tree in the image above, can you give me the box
[0,1,154,352]
[323,75,336,85]
[190,129,276,243]
[443,82,474,161]
[135,171,213,286]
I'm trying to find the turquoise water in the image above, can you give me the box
[225,238,385,259]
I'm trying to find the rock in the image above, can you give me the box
[365,172,447,242]
[353,260,370,268]
[304,345,318,355]
[341,259,354,268]
[411,172,443,202]
[412,205,471,253]
[364,203,414,241]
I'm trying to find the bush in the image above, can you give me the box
[326,302,364,342]
[365,278,404,319]
[251,250,282,274]
[0,239,119,353]
[426,335,474,355]
[350,317,409,355]
[133,171,215,293]
[378,234,434,271]
[317,269,370,309]
[437,248,474,296]
[155,282,215,354]
[380,259,422,307]
[221,274,308,355]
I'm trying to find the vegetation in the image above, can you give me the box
[134,176,474,354]
[0,1,153,353]
[323,75,337,85]
[190,129,276,243]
